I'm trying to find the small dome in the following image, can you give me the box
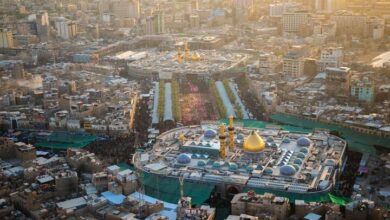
[177,153,191,164]
[266,136,274,142]
[297,152,306,159]
[213,161,222,168]
[246,166,254,172]
[294,158,303,165]
[325,159,336,166]
[204,129,217,138]
[293,164,300,171]
[297,137,311,146]
[229,163,238,170]
[237,134,245,140]
[197,160,206,167]
[300,147,309,153]
[282,138,290,143]
[280,165,296,176]
[256,165,263,170]
[243,131,265,153]
[263,168,273,175]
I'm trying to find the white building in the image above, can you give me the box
[282,12,311,34]
[319,47,343,72]
[55,17,77,40]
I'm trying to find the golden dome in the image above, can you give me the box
[178,133,186,143]
[243,131,265,152]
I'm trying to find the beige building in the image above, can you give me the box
[283,52,304,77]
[282,12,311,35]
[0,138,16,159]
[15,142,36,162]
[231,192,290,220]
[0,29,14,48]
[331,11,368,38]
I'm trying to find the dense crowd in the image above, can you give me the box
[86,134,136,164]
[235,75,265,120]
[336,151,362,197]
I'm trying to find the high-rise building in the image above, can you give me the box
[0,29,14,48]
[145,10,165,35]
[189,14,200,29]
[367,17,385,40]
[283,51,304,77]
[319,47,344,72]
[111,0,140,19]
[325,67,351,99]
[282,12,312,35]
[36,11,50,41]
[331,11,368,38]
[55,17,77,40]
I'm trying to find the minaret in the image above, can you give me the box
[178,47,182,64]
[219,123,226,160]
[184,42,189,60]
[228,115,235,151]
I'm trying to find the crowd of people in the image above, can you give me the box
[86,96,152,164]
[86,134,137,164]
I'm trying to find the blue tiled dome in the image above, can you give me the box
[266,136,274,142]
[280,165,296,176]
[300,147,309,153]
[282,138,290,143]
[294,158,303,165]
[236,134,245,140]
[297,152,306,159]
[213,161,222,168]
[297,137,311,146]
[197,160,206,167]
[204,129,217,138]
[177,153,191,164]
[256,165,263,170]
[229,163,238,170]
[246,166,254,172]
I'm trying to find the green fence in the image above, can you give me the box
[35,132,98,150]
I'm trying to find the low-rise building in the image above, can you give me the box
[231,192,290,220]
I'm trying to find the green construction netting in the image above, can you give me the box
[270,113,390,154]
[117,163,134,171]
[141,171,214,205]
[328,194,351,206]
[35,132,98,150]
